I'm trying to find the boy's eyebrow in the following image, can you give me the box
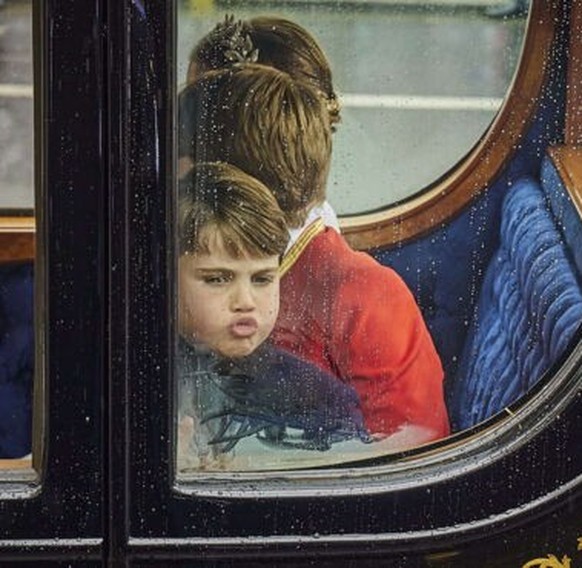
[193,267,234,273]
[253,265,280,274]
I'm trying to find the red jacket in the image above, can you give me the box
[271,225,450,440]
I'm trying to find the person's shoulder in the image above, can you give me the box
[283,228,409,305]
[249,343,328,382]
[248,342,322,378]
[263,343,362,403]
[314,229,405,286]
[268,344,325,375]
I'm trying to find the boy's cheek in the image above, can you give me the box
[178,278,201,312]
[177,293,197,339]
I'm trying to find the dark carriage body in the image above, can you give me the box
[0,0,581,566]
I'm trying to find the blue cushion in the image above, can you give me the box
[0,263,34,458]
[373,186,505,385]
[449,177,582,430]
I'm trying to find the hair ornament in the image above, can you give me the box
[215,14,259,64]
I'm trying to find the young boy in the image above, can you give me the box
[180,66,450,445]
[177,162,368,470]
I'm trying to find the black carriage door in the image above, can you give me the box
[109,0,582,566]
[0,0,105,565]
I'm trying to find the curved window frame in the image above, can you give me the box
[167,1,582,499]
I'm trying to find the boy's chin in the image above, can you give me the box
[215,344,257,359]
[207,340,259,359]
[186,331,272,359]
[181,335,257,358]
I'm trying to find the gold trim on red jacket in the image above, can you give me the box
[280,218,325,277]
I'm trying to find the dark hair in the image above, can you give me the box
[189,15,340,128]
[179,162,289,258]
[179,64,332,228]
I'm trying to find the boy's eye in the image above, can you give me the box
[202,274,230,285]
[252,273,276,285]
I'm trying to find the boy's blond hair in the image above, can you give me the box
[179,162,289,258]
[179,64,332,228]
[188,15,341,128]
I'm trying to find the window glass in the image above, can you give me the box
[0,0,36,473]
[0,0,34,210]
[177,1,526,215]
[175,1,533,474]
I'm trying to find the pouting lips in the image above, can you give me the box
[229,318,259,338]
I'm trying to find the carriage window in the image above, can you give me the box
[0,0,37,475]
[174,1,551,475]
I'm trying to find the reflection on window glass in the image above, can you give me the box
[0,0,35,472]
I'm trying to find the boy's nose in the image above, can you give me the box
[231,283,256,311]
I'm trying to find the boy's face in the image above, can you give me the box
[179,231,280,359]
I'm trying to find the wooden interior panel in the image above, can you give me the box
[548,146,582,218]
[0,458,33,470]
[565,2,582,146]
[0,217,35,262]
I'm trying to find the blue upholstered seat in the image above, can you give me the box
[0,262,34,458]
[449,175,582,430]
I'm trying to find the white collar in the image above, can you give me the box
[286,201,339,254]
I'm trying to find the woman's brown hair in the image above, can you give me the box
[188,15,341,129]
